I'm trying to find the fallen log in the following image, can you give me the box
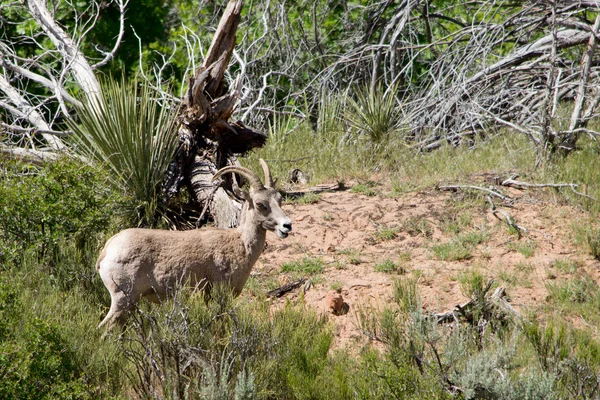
[267,278,307,298]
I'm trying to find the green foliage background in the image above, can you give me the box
[3,0,600,398]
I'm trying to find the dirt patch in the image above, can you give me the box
[252,185,600,350]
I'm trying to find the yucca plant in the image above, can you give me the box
[345,84,401,144]
[68,76,179,227]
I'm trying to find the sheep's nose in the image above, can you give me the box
[283,222,292,232]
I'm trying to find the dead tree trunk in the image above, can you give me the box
[165,0,267,228]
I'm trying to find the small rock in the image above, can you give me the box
[325,291,349,315]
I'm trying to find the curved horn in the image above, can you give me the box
[259,158,274,187]
[212,166,264,190]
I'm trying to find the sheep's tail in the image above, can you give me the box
[95,247,107,270]
[96,235,116,270]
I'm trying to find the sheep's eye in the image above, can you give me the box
[256,203,267,210]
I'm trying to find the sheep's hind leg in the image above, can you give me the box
[98,292,132,331]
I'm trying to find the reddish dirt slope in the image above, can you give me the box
[252,185,600,349]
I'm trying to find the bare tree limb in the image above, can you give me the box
[439,184,510,201]
[27,0,101,101]
[0,74,65,150]
[564,13,600,151]
[91,0,129,70]
[502,178,597,201]
[0,143,60,165]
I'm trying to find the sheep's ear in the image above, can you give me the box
[233,186,250,201]
[231,174,250,201]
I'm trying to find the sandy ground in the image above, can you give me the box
[251,182,600,350]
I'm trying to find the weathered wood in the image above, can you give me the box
[167,0,268,228]
[202,0,243,98]
[438,184,511,201]
[0,143,59,166]
[433,280,519,325]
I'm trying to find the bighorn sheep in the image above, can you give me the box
[96,159,291,329]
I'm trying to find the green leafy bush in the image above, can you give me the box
[0,158,116,267]
[0,274,122,399]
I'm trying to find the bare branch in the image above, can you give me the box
[91,0,129,70]
[0,74,65,150]
[0,143,60,165]
[439,184,511,201]
[27,0,101,101]
[0,49,81,107]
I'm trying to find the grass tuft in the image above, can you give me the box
[403,217,433,238]
[375,260,406,274]
[281,257,324,275]
[374,225,399,241]
[507,240,536,258]
[432,241,473,261]
[287,192,321,204]
[550,259,580,274]
[351,183,378,196]
[457,269,487,299]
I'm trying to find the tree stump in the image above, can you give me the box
[165,0,267,228]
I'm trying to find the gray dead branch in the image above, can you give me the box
[438,185,511,202]
[404,2,600,154]
[487,196,526,239]
[0,143,60,166]
[0,0,126,152]
[501,178,596,201]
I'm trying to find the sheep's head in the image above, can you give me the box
[212,159,292,238]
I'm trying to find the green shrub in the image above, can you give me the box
[0,273,123,399]
[345,84,401,144]
[0,318,89,400]
[118,284,346,399]
[0,158,116,267]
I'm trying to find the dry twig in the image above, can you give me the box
[439,184,511,202]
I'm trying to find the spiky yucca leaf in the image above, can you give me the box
[345,85,401,144]
[68,77,179,226]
